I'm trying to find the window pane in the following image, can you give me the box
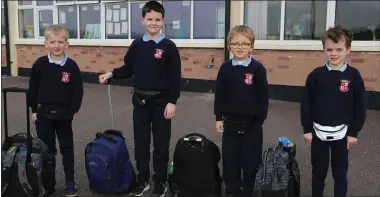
[18,0,32,6]
[56,0,74,3]
[58,6,78,39]
[245,1,281,40]
[79,4,101,39]
[336,1,380,41]
[39,10,53,37]
[284,1,327,40]
[1,8,5,39]
[18,9,34,38]
[193,1,225,39]
[131,2,146,39]
[105,2,128,39]
[163,1,190,39]
[37,1,53,6]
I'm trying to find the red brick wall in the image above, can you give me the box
[16,45,380,91]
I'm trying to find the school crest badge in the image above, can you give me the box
[154,49,164,59]
[339,79,350,92]
[244,73,254,85]
[61,72,71,83]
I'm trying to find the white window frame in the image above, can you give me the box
[242,0,380,52]
[15,0,225,48]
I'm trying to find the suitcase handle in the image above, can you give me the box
[107,79,115,129]
[2,87,32,158]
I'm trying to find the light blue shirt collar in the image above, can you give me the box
[48,52,68,66]
[325,62,347,72]
[232,57,252,67]
[142,33,166,44]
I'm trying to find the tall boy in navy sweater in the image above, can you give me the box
[214,25,269,197]
[301,25,366,197]
[99,1,181,196]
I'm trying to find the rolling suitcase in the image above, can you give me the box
[85,82,137,194]
[1,87,49,196]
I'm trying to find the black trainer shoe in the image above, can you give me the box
[151,182,167,197]
[64,184,77,197]
[131,181,150,197]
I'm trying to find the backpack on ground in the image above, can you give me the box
[85,82,136,194]
[254,137,301,197]
[1,87,49,197]
[168,133,222,197]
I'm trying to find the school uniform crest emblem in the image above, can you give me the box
[244,73,254,85]
[339,79,350,92]
[61,72,71,83]
[154,49,164,59]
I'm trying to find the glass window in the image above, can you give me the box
[162,1,191,39]
[56,0,74,3]
[18,0,32,6]
[79,4,101,39]
[18,9,34,38]
[39,10,53,37]
[105,2,128,39]
[130,2,146,39]
[58,6,78,39]
[37,1,53,6]
[1,8,5,39]
[244,1,281,40]
[284,1,327,40]
[335,1,380,41]
[193,0,225,39]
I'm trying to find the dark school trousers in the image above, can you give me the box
[35,113,75,191]
[311,134,348,197]
[132,96,171,185]
[222,120,263,197]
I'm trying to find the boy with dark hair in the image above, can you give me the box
[214,25,269,197]
[28,24,84,197]
[301,24,367,197]
[99,1,181,196]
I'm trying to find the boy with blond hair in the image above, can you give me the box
[301,24,366,197]
[28,24,83,197]
[214,25,269,197]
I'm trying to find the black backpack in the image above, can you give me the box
[1,87,49,196]
[168,133,222,197]
[254,142,301,197]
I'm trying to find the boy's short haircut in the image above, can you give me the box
[321,24,353,49]
[227,25,255,45]
[44,24,69,41]
[142,0,165,18]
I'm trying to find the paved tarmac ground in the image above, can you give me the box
[1,76,380,197]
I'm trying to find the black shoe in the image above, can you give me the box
[151,182,167,197]
[131,181,150,197]
[64,183,78,197]
[44,188,56,197]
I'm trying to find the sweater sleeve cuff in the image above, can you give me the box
[303,125,313,134]
[347,126,359,138]
[31,107,37,113]
[167,97,178,105]
[216,114,223,121]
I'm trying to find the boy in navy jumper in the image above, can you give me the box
[301,25,366,197]
[28,24,83,197]
[214,25,269,197]
[98,1,181,196]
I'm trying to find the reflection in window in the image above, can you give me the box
[1,8,4,39]
[79,4,101,39]
[284,1,327,40]
[193,1,225,39]
[39,10,53,37]
[336,1,380,41]
[105,2,128,39]
[162,1,190,39]
[37,1,53,6]
[58,6,78,39]
[130,2,146,39]
[18,0,32,6]
[245,1,281,40]
[18,9,34,38]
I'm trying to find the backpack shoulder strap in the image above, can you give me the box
[17,145,34,196]
[1,145,19,195]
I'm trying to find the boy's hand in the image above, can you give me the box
[164,103,176,119]
[32,113,37,122]
[99,72,113,84]
[216,121,223,132]
[303,133,313,144]
[347,136,358,150]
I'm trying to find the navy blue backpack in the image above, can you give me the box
[85,129,136,194]
[85,83,136,194]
